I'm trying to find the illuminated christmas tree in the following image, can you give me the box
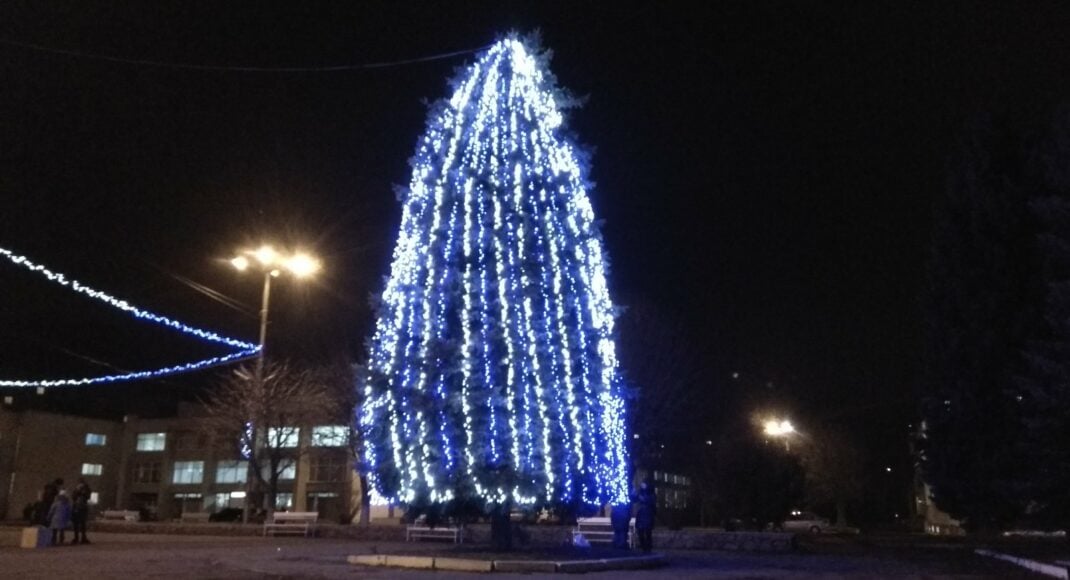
[357,36,629,509]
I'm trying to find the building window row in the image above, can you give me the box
[132,425,346,454]
[81,463,103,476]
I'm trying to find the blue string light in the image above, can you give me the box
[358,36,630,507]
[0,246,260,388]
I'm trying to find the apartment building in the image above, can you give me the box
[0,401,360,523]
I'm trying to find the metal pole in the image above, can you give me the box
[243,271,272,525]
[257,271,272,378]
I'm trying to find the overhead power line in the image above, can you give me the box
[0,37,489,72]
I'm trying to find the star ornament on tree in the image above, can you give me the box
[357,35,630,508]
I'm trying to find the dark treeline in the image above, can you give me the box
[922,107,1070,532]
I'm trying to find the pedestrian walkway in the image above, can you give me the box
[0,530,1037,579]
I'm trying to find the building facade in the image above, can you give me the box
[0,402,361,523]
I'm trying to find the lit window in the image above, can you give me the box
[215,460,248,484]
[275,492,293,510]
[81,463,103,476]
[267,427,299,448]
[172,461,204,484]
[85,433,107,446]
[312,425,348,447]
[136,433,167,451]
[213,491,245,510]
[88,492,99,505]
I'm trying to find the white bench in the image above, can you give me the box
[99,510,140,522]
[179,512,211,523]
[406,519,463,543]
[573,516,636,548]
[262,511,318,537]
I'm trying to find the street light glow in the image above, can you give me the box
[764,419,795,437]
[230,256,249,271]
[286,253,320,278]
[254,245,277,266]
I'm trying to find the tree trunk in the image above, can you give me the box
[490,504,513,551]
[835,499,848,527]
[359,475,370,526]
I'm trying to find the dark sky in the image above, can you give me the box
[3,2,1070,466]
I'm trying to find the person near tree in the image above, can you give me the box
[71,478,92,544]
[611,500,633,549]
[37,477,62,526]
[46,489,72,546]
[634,479,656,553]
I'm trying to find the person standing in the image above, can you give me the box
[37,478,62,527]
[610,501,633,549]
[47,489,72,546]
[71,478,92,544]
[634,478,657,553]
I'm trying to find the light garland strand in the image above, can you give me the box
[0,246,260,387]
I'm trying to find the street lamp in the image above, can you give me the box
[231,245,320,371]
[229,244,320,523]
[763,418,795,452]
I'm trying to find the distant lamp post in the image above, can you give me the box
[763,418,795,451]
[228,244,320,523]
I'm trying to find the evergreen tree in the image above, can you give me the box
[921,114,1040,531]
[1015,110,1070,529]
[356,36,629,510]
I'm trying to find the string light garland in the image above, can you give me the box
[357,36,630,508]
[0,246,259,387]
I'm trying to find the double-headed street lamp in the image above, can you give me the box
[230,245,320,372]
[763,418,795,452]
[229,245,320,523]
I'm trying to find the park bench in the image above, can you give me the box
[262,511,318,537]
[572,516,636,548]
[179,512,211,523]
[99,510,140,522]
[405,516,464,544]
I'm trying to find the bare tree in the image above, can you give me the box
[798,427,868,527]
[616,299,708,465]
[201,360,351,519]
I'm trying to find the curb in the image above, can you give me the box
[975,549,1069,579]
[349,553,666,573]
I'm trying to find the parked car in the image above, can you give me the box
[772,511,830,534]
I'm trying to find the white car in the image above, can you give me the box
[777,511,830,534]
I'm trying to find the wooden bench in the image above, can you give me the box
[179,512,211,523]
[262,511,318,537]
[572,516,636,548]
[99,510,139,522]
[406,517,463,543]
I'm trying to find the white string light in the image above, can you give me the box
[0,246,259,387]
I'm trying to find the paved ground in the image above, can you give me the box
[0,529,1045,579]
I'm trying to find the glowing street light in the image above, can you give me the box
[763,418,796,451]
[763,419,795,437]
[228,244,320,522]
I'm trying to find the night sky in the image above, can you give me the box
[4,2,1070,473]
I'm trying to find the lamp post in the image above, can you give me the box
[229,245,320,523]
[763,418,795,452]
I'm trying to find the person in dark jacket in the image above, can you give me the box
[610,501,632,549]
[633,479,656,553]
[71,478,92,544]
